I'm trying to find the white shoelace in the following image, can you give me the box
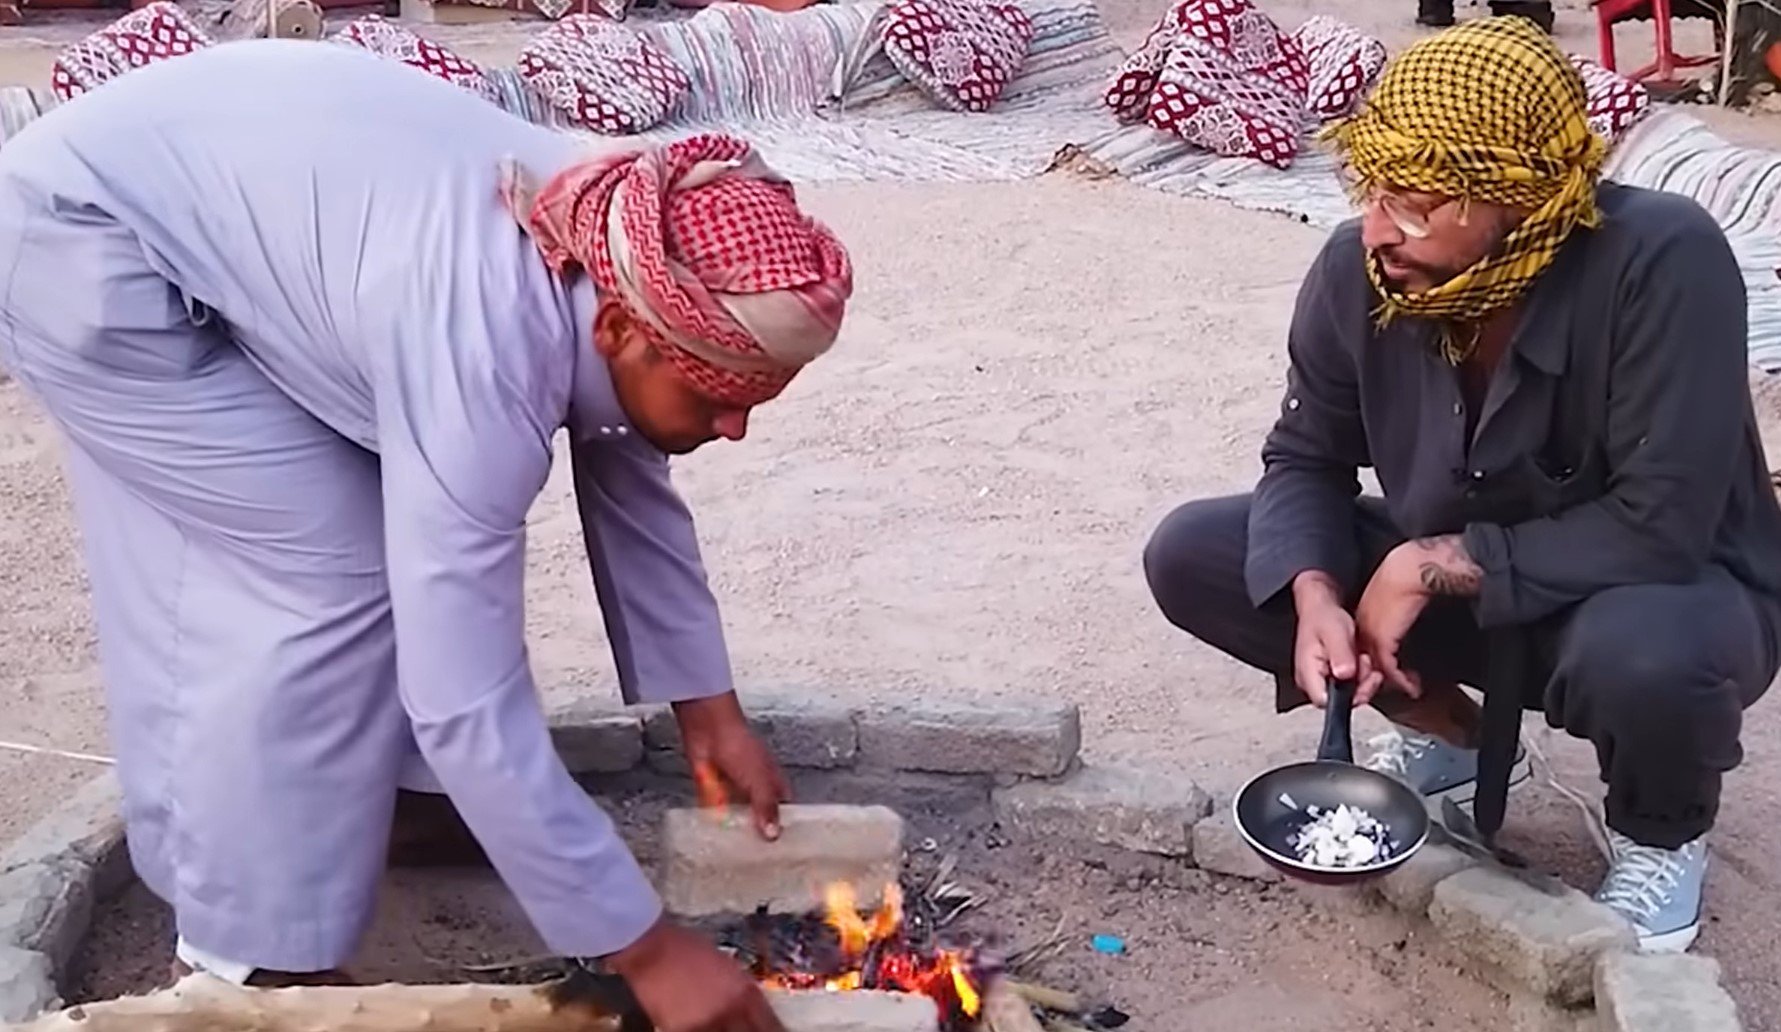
[1597,831,1691,925]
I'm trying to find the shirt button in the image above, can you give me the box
[1286,397,1301,411]
[1452,403,1463,416]
[616,426,629,436]
[599,426,614,436]
[1471,470,1485,481]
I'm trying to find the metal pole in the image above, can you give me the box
[1720,0,1743,107]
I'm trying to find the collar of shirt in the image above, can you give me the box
[564,274,636,445]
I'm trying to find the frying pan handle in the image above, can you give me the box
[1317,680,1357,764]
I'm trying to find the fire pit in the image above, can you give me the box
[4,692,1589,1031]
[734,883,987,1028]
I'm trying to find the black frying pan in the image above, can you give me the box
[1232,680,1430,885]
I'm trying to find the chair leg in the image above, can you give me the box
[1597,4,1619,71]
[1653,0,1677,81]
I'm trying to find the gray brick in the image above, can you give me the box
[1597,952,1743,1032]
[1429,866,1636,1006]
[1190,809,1281,882]
[644,693,859,770]
[771,988,938,1032]
[991,764,1210,857]
[546,698,644,774]
[0,772,131,901]
[0,947,59,1023]
[1372,842,1479,916]
[660,804,903,917]
[0,860,93,974]
[857,699,1079,777]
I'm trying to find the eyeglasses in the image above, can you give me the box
[1339,171,1464,240]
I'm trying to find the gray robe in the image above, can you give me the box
[0,39,732,970]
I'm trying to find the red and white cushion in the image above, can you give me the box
[517,14,692,134]
[880,0,1035,113]
[50,1,213,103]
[1567,52,1650,146]
[1291,14,1384,121]
[1103,7,1179,123]
[331,16,501,106]
[1142,0,1309,169]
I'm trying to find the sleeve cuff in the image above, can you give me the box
[1244,540,1355,609]
[527,849,666,959]
[1463,522,1516,628]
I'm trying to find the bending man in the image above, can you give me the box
[1144,18,1781,953]
[0,38,854,1032]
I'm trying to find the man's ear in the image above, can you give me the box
[593,301,629,359]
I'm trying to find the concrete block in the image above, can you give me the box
[0,772,131,900]
[1597,952,1743,1032]
[770,988,939,1032]
[1429,866,1636,1007]
[644,693,859,770]
[991,764,1210,857]
[857,699,1079,777]
[1190,809,1280,882]
[1373,842,1480,916]
[0,861,93,974]
[546,699,644,774]
[0,947,59,1023]
[660,804,903,917]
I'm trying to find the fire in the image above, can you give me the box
[692,760,729,813]
[755,881,983,1025]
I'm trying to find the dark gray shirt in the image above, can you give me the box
[1246,182,1781,628]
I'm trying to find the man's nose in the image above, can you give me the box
[713,409,750,441]
[1358,201,1403,253]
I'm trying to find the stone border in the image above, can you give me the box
[0,690,1748,1030]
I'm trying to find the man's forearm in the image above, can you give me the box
[1411,534,1483,597]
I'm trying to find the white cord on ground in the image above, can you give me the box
[0,740,115,765]
[1522,729,1613,862]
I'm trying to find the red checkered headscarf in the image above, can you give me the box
[504,134,853,408]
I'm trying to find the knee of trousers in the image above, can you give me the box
[1550,601,1745,768]
[1142,496,1245,635]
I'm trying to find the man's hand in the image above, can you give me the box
[674,692,790,840]
[1290,571,1373,707]
[607,918,784,1032]
[1355,535,1483,700]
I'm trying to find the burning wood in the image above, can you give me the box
[725,879,990,1032]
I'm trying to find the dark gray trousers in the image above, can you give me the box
[1143,494,1781,849]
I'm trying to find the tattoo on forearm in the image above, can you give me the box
[1411,534,1483,597]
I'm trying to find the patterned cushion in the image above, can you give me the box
[1291,14,1385,122]
[50,1,213,103]
[1142,0,1309,169]
[1103,6,1179,124]
[880,0,1035,113]
[331,16,501,106]
[517,14,692,134]
[1567,52,1650,147]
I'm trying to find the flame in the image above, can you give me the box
[758,882,982,1023]
[692,760,729,813]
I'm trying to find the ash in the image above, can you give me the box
[1290,804,1395,868]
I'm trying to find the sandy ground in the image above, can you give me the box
[3,0,1781,1025]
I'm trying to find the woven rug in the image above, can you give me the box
[1,0,1778,372]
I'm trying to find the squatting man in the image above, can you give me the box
[1145,17,1781,953]
[0,39,854,1032]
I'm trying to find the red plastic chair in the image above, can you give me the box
[1591,0,1725,85]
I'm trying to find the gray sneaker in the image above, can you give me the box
[1594,830,1708,953]
[1362,726,1531,808]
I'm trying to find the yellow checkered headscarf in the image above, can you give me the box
[1323,16,1606,363]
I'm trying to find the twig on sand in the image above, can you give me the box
[982,980,1047,1032]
